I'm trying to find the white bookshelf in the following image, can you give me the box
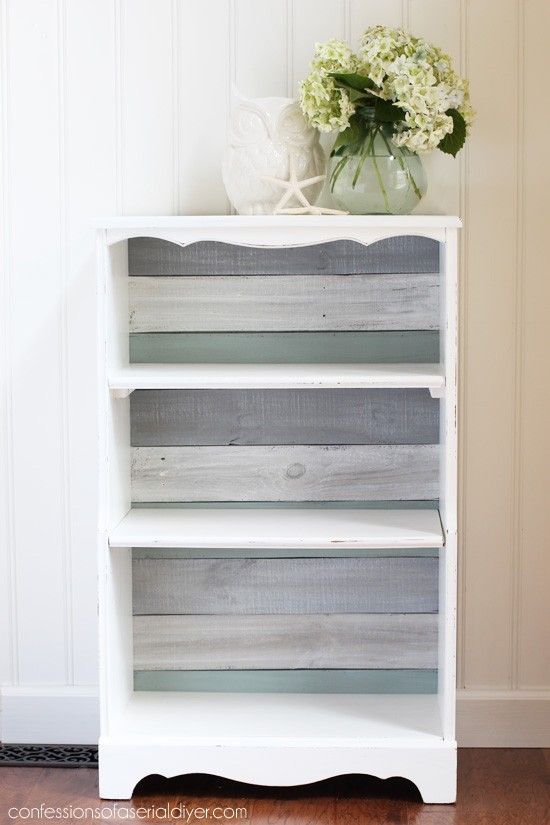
[97,215,459,803]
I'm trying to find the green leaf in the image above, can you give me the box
[374,98,404,123]
[329,115,363,157]
[330,72,377,93]
[438,109,467,157]
[347,87,371,104]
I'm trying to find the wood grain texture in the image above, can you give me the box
[131,444,439,502]
[132,556,438,615]
[130,388,439,447]
[132,500,439,510]
[128,273,439,332]
[133,668,438,694]
[2,751,550,822]
[133,545,439,559]
[133,613,438,670]
[127,236,440,276]
[129,331,440,365]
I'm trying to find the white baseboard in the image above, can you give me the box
[0,686,99,744]
[457,689,550,746]
[2,687,549,747]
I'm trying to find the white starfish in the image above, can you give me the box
[275,205,349,215]
[261,154,348,216]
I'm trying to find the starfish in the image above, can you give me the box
[275,205,349,215]
[261,154,348,216]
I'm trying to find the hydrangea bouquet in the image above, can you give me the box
[300,26,473,213]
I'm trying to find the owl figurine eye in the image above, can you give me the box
[276,103,315,146]
[228,103,270,147]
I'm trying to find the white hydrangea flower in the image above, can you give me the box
[299,39,358,132]
[300,25,474,153]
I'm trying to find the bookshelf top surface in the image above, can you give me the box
[96,214,461,230]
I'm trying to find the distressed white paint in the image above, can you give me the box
[110,360,445,392]
[109,506,444,551]
[0,0,549,752]
[99,692,455,802]
[98,219,457,799]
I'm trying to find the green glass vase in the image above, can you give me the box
[329,126,427,215]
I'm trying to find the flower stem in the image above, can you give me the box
[379,129,423,201]
[352,127,376,188]
[368,127,391,213]
[329,155,349,192]
[371,153,391,213]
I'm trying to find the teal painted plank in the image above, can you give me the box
[130,331,439,364]
[133,669,438,694]
[132,547,439,560]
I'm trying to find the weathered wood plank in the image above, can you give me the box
[133,668,438,693]
[129,331,440,365]
[131,444,439,502]
[133,613,438,670]
[129,273,439,332]
[132,556,438,615]
[132,500,440,509]
[128,237,440,276]
[132,546,439,559]
[130,388,439,447]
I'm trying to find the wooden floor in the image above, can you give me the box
[1,750,549,823]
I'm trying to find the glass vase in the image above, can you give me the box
[329,127,427,215]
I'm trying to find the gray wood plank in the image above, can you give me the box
[129,273,439,332]
[129,331,440,365]
[130,388,439,447]
[133,613,438,670]
[131,444,439,502]
[132,556,438,615]
[133,668,438,693]
[132,546,439,559]
[132,500,440,509]
[128,237,440,276]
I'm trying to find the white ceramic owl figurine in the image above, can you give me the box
[222,91,325,215]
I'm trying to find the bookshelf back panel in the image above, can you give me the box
[133,613,438,671]
[127,236,440,276]
[131,443,439,502]
[127,236,440,364]
[132,669,438,693]
[129,331,439,365]
[128,273,439,333]
[130,388,439,447]
[124,234,443,691]
[132,555,438,615]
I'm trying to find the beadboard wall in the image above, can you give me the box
[1,0,549,746]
